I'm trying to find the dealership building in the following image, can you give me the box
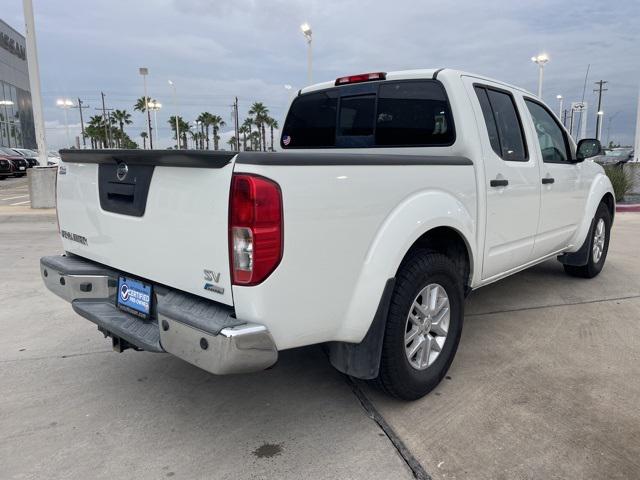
[0,18,35,149]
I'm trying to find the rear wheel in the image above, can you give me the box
[371,250,464,400]
[564,202,611,278]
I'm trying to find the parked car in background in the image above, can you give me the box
[11,148,40,168]
[0,157,15,180]
[594,147,634,166]
[0,147,28,177]
[46,150,61,166]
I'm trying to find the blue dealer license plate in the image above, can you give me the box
[117,276,152,319]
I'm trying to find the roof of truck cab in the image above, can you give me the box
[298,68,536,98]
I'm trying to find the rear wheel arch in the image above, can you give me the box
[402,226,473,295]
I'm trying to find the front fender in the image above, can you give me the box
[567,171,614,253]
[337,189,476,341]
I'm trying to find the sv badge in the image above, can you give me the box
[203,269,221,283]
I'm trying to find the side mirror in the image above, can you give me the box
[576,138,603,161]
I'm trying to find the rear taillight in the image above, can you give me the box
[229,174,283,286]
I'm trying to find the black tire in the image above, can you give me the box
[371,250,464,400]
[564,202,611,278]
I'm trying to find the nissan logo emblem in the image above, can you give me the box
[116,162,128,181]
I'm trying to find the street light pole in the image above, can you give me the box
[148,100,162,148]
[168,80,180,149]
[22,0,47,164]
[139,67,153,149]
[634,83,640,162]
[531,54,549,98]
[301,23,313,84]
[596,111,604,141]
[56,98,73,147]
[556,95,563,119]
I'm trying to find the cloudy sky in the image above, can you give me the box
[4,0,640,149]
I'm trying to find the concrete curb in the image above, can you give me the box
[617,204,640,213]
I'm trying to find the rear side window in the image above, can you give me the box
[281,80,455,148]
[474,86,527,162]
[375,81,454,146]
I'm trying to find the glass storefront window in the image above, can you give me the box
[0,80,33,148]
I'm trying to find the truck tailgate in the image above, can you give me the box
[57,150,236,306]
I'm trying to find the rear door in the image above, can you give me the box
[521,98,586,257]
[57,151,236,306]
[465,80,541,280]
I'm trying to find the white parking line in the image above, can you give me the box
[10,200,30,206]
[3,195,28,201]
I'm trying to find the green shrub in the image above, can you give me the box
[603,165,632,202]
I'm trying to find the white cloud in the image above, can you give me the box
[5,0,640,147]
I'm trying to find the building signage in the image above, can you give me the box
[0,31,26,60]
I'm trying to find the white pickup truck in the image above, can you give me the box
[41,69,614,400]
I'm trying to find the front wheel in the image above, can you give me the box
[371,250,464,400]
[564,202,611,279]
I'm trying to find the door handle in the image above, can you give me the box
[490,179,509,187]
[541,177,555,184]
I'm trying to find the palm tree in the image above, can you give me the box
[112,110,132,148]
[227,136,238,150]
[248,102,269,151]
[134,97,154,149]
[197,112,211,149]
[140,131,148,149]
[87,115,108,148]
[239,125,249,151]
[249,131,261,151]
[265,117,279,151]
[210,115,226,150]
[168,116,189,149]
[242,118,254,150]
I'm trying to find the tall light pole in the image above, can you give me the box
[56,98,74,147]
[22,0,47,164]
[300,23,312,85]
[531,53,549,98]
[596,111,604,141]
[634,83,640,162]
[139,67,153,149]
[168,80,180,149]
[556,94,563,119]
[148,100,162,148]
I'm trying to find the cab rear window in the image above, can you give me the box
[281,80,455,149]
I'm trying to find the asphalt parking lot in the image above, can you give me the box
[1,209,639,480]
[0,176,30,206]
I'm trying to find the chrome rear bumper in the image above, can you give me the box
[40,255,278,375]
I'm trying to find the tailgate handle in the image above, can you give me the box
[106,182,135,203]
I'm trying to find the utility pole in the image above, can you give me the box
[562,109,568,127]
[72,98,89,148]
[22,0,47,165]
[99,93,114,148]
[233,97,239,150]
[593,80,608,140]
